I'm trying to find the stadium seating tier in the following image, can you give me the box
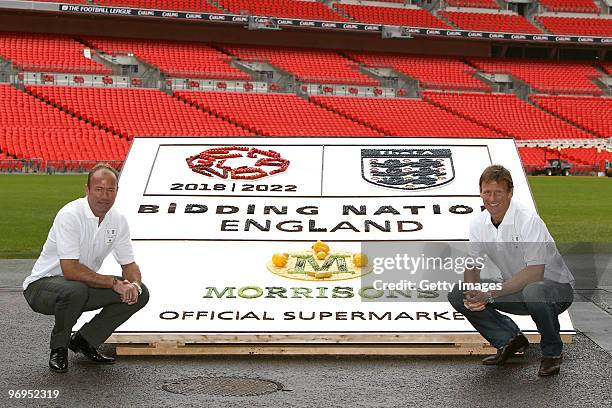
[444,0,500,8]
[335,4,449,28]
[530,95,612,138]
[310,95,502,137]
[86,37,250,80]
[537,0,599,13]
[222,45,378,86]
[0,84,127,162]
[345,52,490,91]
[468,58,603,96]
[0,33,111,74]
[423,91,595,140]
[217,0,348,21]
[26,86,254,139]
[439,11,541,34]
[176,91,384,136]
[536,16,612,37]
[96,0,222,13]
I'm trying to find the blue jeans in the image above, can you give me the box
[448,280,573,357]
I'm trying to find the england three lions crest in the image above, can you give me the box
[361,148,455,191]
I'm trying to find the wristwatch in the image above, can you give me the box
[131,282,143,295]
[486,291,494,304]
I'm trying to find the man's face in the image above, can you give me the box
[86,170,118,218]
[480,180,513,223]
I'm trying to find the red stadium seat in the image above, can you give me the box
[445,0,500,8]
[334,4,448,28]
[310,95,500,137]
[423,91,595,140]
[86,37,251,81]
[217,0,348,21]
[439,11,541,34]
[96,0,222,13]
[175,91,383,136]
[530,95,612,138]
[0,32,112,74]
[468,57,602,96]
[536,16,612,37]
[538,0,599,13]
[346,52,490,92]
[27,85,254,140]
[222,45,378,86]
[0,84,128,162]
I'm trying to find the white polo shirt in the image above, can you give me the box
[23,197,135,290]
[468,199,574,285]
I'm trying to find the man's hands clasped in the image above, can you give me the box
[463,290,491,312]
[112,278,140,305]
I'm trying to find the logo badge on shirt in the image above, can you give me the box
[105,228,117,245]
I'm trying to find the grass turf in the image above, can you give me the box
[529,176,612,254]
[0,175,610,258]
[0,174,86,258]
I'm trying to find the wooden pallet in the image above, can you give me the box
[108,333,573,356]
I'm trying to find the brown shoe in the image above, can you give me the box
[538,356,562,376]
[482,333,529,365]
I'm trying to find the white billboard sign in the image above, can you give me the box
[76,137,573,338]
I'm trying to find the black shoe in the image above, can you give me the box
[49,348,68,373]
[482,333,529,366]
[538,356,562,376]
[69,332,115,364]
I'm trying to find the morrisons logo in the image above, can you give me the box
[267,241,371,281]
[292,254,351,274]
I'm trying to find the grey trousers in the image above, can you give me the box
[24,276,149,349]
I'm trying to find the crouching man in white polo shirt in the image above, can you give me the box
[448,165,573,377]
[23,163,149,373]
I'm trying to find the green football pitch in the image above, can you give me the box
[0,174,610,258]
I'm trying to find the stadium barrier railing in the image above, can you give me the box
[0,158,43,173]
[0,159,125,174]
[45,160,125,174]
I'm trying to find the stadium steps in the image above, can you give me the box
[494,0,508,9]
[528,15,552,35]
[308,96,390,135]
[432,9,460,29]
[0,55,14,84]
[538,0,600,13]
[21,85,129,140]
[592,65,612,96]
[175,91,384,136]
[75,37,117,72]
[424,91,595,140]
[421,93,514,138]
[593,0,608,13]
[207,0,229,13]
[76,38,164,90]
[173,92,259,135]
[310,94,502,137]
[592,77,612,96]
[329,3,356,22]
[0,83,129,163]
[528,96,609,139]
[337,52,415,94]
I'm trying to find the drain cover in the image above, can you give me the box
[162,376,284,397]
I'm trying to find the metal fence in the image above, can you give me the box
[0,158,43,173]
[0,159,124,174]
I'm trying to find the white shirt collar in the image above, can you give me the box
[81,197,100,221]
[484,199,517,227]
